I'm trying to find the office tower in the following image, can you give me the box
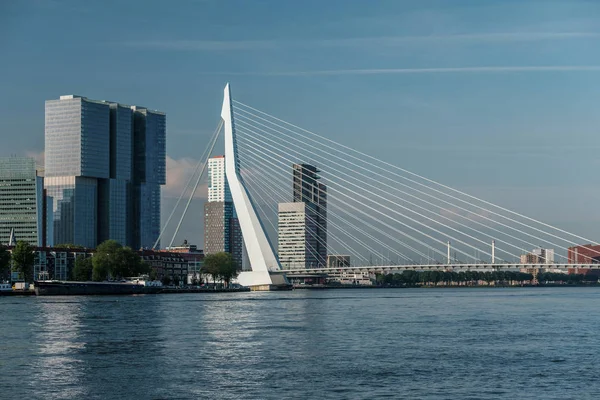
[0,157,45,246]
[277,163,327,269]
[132,106,166,249]
[45,95,165,248]
[277,202,314,269]
[204,156,243,267]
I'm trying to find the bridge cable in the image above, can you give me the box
[153,120,222,249]
[236,134,453,262]
[240,160,382,264]
[167,120,222,248]
[233,101,599,256]
[235,121,535,262]
[238,145,416,263]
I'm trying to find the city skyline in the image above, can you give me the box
[2,0,600,245]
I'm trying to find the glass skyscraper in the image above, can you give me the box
[132,107,166,249]
[0,157,45,246]
[44,95,166,249]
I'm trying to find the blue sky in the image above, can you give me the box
[1,0,600,244]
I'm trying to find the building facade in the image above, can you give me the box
[520,248,555,264]
[44,95,165,249]
[0,157,45,246]
[277,163,327,269]
[568,244,600,264]
[203,156,243,267]
[138,249,188,284]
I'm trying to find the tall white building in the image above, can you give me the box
[532,248,555,264]
[204,155,242,266]
[207,156,231,202]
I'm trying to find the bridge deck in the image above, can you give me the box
[275,263,600,275]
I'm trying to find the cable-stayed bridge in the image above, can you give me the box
[161,84,600,289]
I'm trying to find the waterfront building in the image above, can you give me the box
[568,244,600,264]
[567,244,600,277]
[203,156,243,267]
[278,202,324,269]
[28,246,94,281]
[44,95,165,248]
[0,157,46,246]
[277,163,327,269]
[138,249,188,284]
[520,248,555,265]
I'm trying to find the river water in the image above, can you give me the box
[1,288,599,399]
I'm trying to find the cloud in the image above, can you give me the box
[164,155,207,199]
[207,65,600,77]
[123,31,600,51]
[25,150,45,171]
[123,39,278,51]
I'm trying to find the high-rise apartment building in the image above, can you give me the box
[278,163,327,269]
[204,156,242,267]
[0,157,46,246]
[44,95,165,249]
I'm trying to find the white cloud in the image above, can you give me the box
[211,65,600,77]
[25,150,45,171]
[165,155,207,199]
[122,31,600,52]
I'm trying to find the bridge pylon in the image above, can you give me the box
[221,83,289,290]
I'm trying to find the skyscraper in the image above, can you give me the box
[0,157,45,246]
[278,163,327,269]
[132,106,166,249]
[204,156,243,267]
[44,95,165,248]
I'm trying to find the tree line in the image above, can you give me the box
[375,270,595,287]
[0,240,149,283]
[73,240,149,281]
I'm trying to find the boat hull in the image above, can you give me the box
[35,281,162,296]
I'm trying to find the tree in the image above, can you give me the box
[11,241,35,282]
[161,275,172,286]
[202,252,239,288]
[172,275,180,287]
[91,241,149,281]
[0,244,10,281]
[149,268,158,281]
[92,240,123,281]
[73,256,93,281]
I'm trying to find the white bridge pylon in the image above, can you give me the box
[222,83,285,287]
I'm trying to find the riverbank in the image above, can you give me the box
[293,283,600,289]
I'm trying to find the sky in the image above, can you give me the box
[1,0,600,246]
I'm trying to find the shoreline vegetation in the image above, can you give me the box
[371,270,598,288]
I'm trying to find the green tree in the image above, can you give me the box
[73,256,93,281]
[93,240,122,281]
[11,241,35,282]
[161,275,172,286]
[202,252,239,288]
[149,268,158,281]
[0,244,11,281]
[91,241,149,281]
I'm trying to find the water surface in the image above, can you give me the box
[1,288,599,399]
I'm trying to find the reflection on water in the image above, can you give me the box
[3,288,600,399]
[29,300,85,399]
